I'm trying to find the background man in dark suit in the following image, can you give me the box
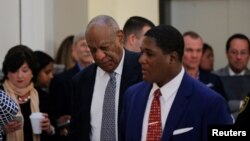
[49,31,93,141]
[121,25,233,141]
[123,16,155,52]
[182,31,227,100]
[213,33,250,120]
[69,15,142,141]
[214,33,250,76]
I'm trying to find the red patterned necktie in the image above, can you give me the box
[146,89,162,141]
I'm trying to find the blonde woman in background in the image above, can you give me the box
[54,35,76,73]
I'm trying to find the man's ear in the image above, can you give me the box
[117,30,125,44]
[127,34,136,46]
[168,51,179,63]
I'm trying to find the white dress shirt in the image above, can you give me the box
[228,67,245,76]
[141,67,185,141]
[90,49,124,141]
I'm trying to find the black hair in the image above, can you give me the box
[34,51,54,74]
[203,43,213,54]
[226,33,250,52]
[2,45,36,82]
[145,24,184,61]
[123,16,155,38]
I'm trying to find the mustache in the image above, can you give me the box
[82,52,92,56]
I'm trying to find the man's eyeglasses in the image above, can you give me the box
[229,50,249,56]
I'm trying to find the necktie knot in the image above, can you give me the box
[154,89,161,98]
[109,72,116,79]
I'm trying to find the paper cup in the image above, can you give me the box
[29,112,44,134]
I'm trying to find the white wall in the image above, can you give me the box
[21,0,47,51]
[87,0,159,28]
[53,0,88,56]
[0,1,19,67]
[0,0,54,66]
[0,0,159,67]
[2,0,250,71]
[170,0,250,70]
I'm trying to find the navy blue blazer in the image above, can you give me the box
[121,73,233,141]
[69,49,142,141]
[50,64,80,119]
[199,68,227,101]
[49,64,80,140]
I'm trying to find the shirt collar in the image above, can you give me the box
[97,49,125,76]
[228,66,245,76]
[152,66,185,101]
[77,62,84,70]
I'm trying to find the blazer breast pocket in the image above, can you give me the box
[172,127,194,140]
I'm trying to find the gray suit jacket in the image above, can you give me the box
[214,65,250,119]
[213,65,250,76]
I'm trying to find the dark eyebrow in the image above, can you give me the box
[142,48,158,55]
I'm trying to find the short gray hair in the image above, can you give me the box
[73,31,86,44]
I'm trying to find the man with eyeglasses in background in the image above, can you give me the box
[214,33,250,121]
[214,33,250,76]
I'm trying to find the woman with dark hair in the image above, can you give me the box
[34,51,54,90]
[1,45,54,141]
[33,50,55,141]
[200,43,214,72]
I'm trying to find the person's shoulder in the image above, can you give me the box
[124,49,140,59]
[245,68,250,75]
[124,81,151,98]
[200,69,219,78]
[36,87,49,99]
[53,71,69,82]
[0,88,6,98]
[55,65,80,80]
[124,49,141,66]
[213,66,228,76]
[191,84,227,109]
[188,74,224,99]
[127,81,148,90]
[123,50,142,74]
[71,63,97,81]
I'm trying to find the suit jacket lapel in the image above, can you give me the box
[133,83,152,140]
[161,73,193,141]
[118,50,141,126]
[120,49,141,95]
[79,64,97,113]
[127,82,152,141]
